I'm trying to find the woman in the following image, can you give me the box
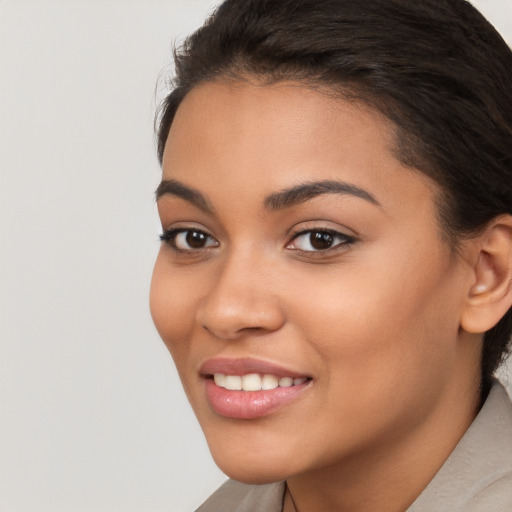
[150,0,512,510]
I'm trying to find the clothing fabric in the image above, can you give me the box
[195,381,512,512]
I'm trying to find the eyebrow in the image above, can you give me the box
[155,179,214,214]
[155,178,380,213]
[264,180,381,210]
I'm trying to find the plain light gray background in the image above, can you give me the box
[1,1,511,511]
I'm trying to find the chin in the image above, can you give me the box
[216,461,288,485]
[207,438,295,484]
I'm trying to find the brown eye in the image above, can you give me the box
[186,230,209,248]
[160,228,218,251]
[287,229,355,252]
[310,231,335,250]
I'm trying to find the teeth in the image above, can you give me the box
[224,375,242,391]
[242,373,262,391]
[213,373,308,391]
[279,377,293,387]
[213,374,226,387]
[262,374,279,390]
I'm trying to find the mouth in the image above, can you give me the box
[200,358,312,420]
[211,372,309,391]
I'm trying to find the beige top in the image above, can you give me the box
[195,381,512,512]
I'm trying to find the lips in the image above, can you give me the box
[200,358,312,420]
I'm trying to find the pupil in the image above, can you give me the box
[310,231,333,250]
[186,230,207,248]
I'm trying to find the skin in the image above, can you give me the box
[150,80,485,512]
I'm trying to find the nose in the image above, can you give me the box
[196,252,285,341]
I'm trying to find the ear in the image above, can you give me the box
[461,215,512,334]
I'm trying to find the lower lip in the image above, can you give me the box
[205,379,309,420]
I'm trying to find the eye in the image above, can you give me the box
[160,228,218,251]
[287,229,355,252]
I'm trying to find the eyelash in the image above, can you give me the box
[286,228,356,254]
[160,227,356,255]
[159,228,218,252]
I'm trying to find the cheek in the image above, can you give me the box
[284,247,460,387]
[277,263,461,450]
[149,253,197,357]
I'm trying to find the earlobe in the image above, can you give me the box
[461,215,512,334]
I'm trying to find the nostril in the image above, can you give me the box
[201,322,278,340]
[197,293,286,340]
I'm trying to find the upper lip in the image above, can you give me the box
[199,357,310,379]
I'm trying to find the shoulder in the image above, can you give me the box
[195,479,285,512]
[409,381,512,512]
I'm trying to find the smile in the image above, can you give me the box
[204,378,311,420]
[200,358,312,419]
[213,373,308,391]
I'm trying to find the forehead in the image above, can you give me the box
[165,80,396,168]
[162,80,438,217]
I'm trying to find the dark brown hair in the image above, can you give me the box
[156,0,512,391]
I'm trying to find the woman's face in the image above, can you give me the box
[151,80,477,483]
